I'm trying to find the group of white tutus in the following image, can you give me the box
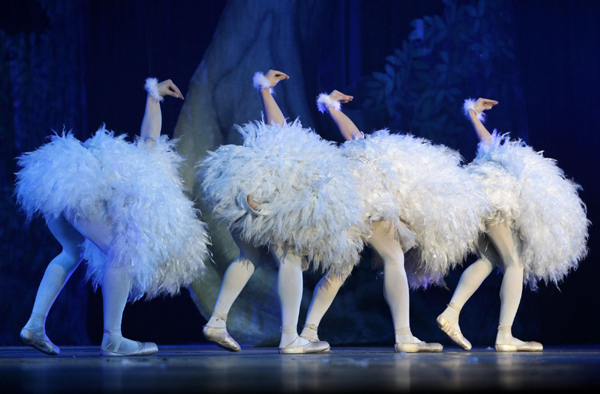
[199,117,588,289]
[15,108,589,302]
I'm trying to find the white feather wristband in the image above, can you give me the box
[463,98,485,123]
[316,93,341,113]
[253,72,273,94]
[145,78,163,102]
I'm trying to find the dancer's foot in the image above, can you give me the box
[437,302,472,350]
[100,329,158,357]
[203,325,241,352]
[300,324,320,342]
[20,322,60,356]
[279,336,330,354]
[495,325,542,352]
[394,327,443,353]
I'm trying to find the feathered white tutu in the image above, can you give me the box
[198,120,365,273]
[468,132,589,288]
[15,128,210,300]
[341,130,487,288]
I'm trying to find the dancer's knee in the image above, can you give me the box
[53,247,82,272]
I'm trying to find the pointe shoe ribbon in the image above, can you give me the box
[299,324,320,342]
[436,303,472,350]
[20,327,60,356]
[394,327,443,353]
[279,326,330,354]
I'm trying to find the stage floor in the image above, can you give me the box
[2,345,599,393]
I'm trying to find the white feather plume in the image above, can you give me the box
[341,130,488,288]
[145,77,163,102]
[316,93,342,113]
[16,128,210,300]
[469,132,589,288]
[198,119,365,274]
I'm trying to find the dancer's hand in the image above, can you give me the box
[329,90,354,104]
[265,70,290,88]
[472,98,498,113]
[247,195,261,210]
[157,79,184,100]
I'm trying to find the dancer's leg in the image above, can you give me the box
[203,232,264,351]
[21,216,85,355]
[271,246,330,353]
[300,270,349,341]
[437,236,497,350]
[206,233,264,328]
[69,216,153,354]
[439,236,496,327]
[486,222,527,346]
[368,222,411,343]
[271,247,307,348]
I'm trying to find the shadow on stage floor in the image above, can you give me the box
[2,345,599,393]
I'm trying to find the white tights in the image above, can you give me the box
[207,233,309,348]
[25,215,141,353]
[441,221,525,345]
[301,221,418,344]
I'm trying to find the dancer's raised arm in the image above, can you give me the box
[140,78,184,143]
[463,98,498,145]
[317,90,360,141]
[253,70,289,126]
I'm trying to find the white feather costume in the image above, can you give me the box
[467,132,589,288]
[15,128,210,300]
[198,120,365,273]
[341,130,488,288]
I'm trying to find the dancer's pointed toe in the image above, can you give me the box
[20,327,60,356]
[203,325,241,352]
[437,315,472,350]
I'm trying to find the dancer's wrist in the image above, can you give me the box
[316,93,342,114]
[145,78,164,103]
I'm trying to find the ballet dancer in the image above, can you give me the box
[436,98,589,352]
[297,90,487,352]
[199,71,364,353]
[16,78,210,356]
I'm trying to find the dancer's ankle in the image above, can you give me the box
[300,323,319,341]
[25,313,47,333]
[102,329,140,353]
[280,326,308,348]
[395,327,422,344]
[206,312,228,328]
[441,302,461,326]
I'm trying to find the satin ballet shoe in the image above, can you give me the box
[279,336,331,354]
[495,341,543,352]
[299,324,320,342]
[20,327,60,356]
[495,325,543,352]
[394,341,443,353]
[203,325,241,352]
[100,336,158,357]
[436,303,472,350]
[394,328,443,353]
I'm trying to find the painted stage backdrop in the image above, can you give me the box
[1,0,598,347]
